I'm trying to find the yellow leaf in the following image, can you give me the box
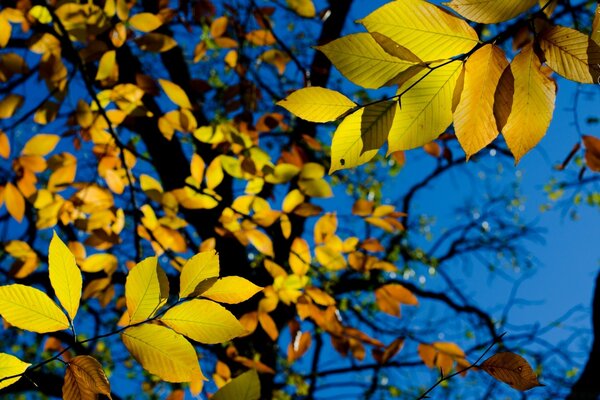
[21,134,60,156]
[4,182,24,222]
[282,189,304,213]
[387,60,463,152]
[28,5,52,24]
[500,44,556,162]
[121,324,203,382]
[49,231,82,321]
[481,352,542,391]
[125,257,169,324]
[289,238,310,275]
[104,169,125,195]
[0,94,23,119]
[316,33,422,89]
[140,174,163,202]
[135,33,177,52]
[0,353,30,390]
[539,25,600,84]
[0,14,11,48]
[179,250,220,299]
[160,299,245,343]
[62,355,112,400]
[246,229,274,257]
[276,87,355,123]
[444,0,537,23]
[453,45,509,158]
[201,276,263,304]
[329,101,397,173]
[593,3,600,45]
[159,79,192,109]
[315,245,346,270]
[129,12,162,32]
[286,0,315,18]
[314,213,337,244]
[205,156,224,190]
[0,284,69,333]
[0,130,10,158]
[246,30,275,46]
[298,178,332,198]
[96,50,116,81]
[80,254,118,274]
[360,0,478,61]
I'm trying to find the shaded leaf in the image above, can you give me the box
[481,352,543,391]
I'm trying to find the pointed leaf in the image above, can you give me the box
[289,238,311,276]
[160,299,245,344]
[276,87,355,123]
[388,60,464,152]
[21,134,60,156]
[179,250,220,299]
[4,182,24,222]
[125,257,169,324]
[539,25,600,84]
[0,353,30,390]
[481,352,543,391]
[63,355,112,400]
[49,231,82,321]
[444,0,537,23]
[201,277,263,304]
[212,369,261,400]
[330,101,397,173]
[360,0,479,61]
[159,79,192,109]
[0,284,69,333]
[316,33,422,89]
[500,44,556,162]
[454,44,509,158]
[122,324,203,382]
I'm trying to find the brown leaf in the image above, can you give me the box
[63,356,112,400]
[582,135,600,172]
[381,337,405,364]
[480,352,543,391]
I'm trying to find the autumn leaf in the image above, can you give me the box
[49,231,82,321]
[212,369,261,400]
[360,0,478,61]
[277,87,356,123]
[0,353,30,390]
[499,44,556,162]
[480,352,543,391]
[444,0,537,23]
[121,324,204,382]
[62,355,112,400]
[125,257,169,324]
[160,299,245,344]
[0,284,69,333]
[454,44,509,158]
[201,276,263,304]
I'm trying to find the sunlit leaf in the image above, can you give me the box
[179,250,220,299]
[538,25,600,84]
[125,257,169,324]
[129,13,162,32]
[454,45,509,158]
[49,231,82,321]
[277,87,356,123]
[499,44,556,162]
[444,0,537,23]
[201,277,263,304]
[360,0,479,61]
[160,299,245,344]
[121,324,203,382]
[0,284,69,333]
[0,353,30,390]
